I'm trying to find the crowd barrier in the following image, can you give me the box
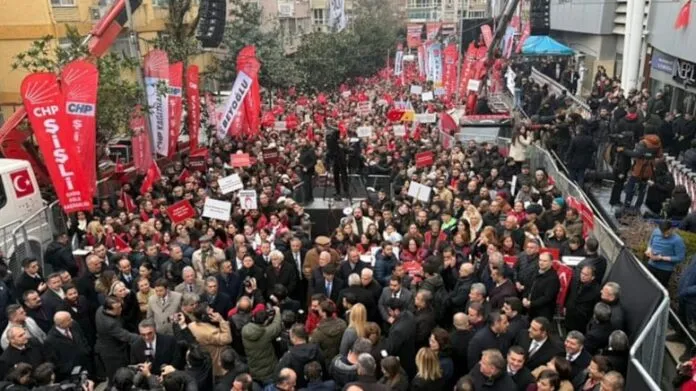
[528,67,592,118]
[528,144,668,390]
[665,155,696,213]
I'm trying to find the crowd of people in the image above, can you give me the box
[0,62,636,391]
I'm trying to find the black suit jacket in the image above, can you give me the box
[130,333,182,374]
[44,325,91,381]
[284,250,307,274]
[26,305,52,333]
[14,273,44,299]
[266,262,298,297]
[569,349,592,380]
[201,292,233,319]
[312,276,345,303]
[40,289,64,318]
[523,337,563,370]
[338,261,370,282]
[119,270,139,290]
[511,367,535,391]
[384,311,417,377]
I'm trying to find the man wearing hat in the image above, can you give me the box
[303,236,340,282]
[192,235,226,278]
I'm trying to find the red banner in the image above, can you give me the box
[185,65,200,152]
[517,23,531,53]
[407,24,423,48]
[130,105,152,173]
[21,73,92,213]
[168,62,183,157]
[263,147,279,165]
[443,43,459,96]
[140,161,161,195]
[231,153,251,167]
[237,46,261,138]
[167,200,196,224]
[425,22,441,40]
[481,25,494,48]
[60,60,99,197]
[415,151,434,168]
[205,92,217,127]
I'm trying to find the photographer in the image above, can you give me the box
[32,362,93,391]
[620,128,663,210]
[187,304,232,378]
[108,363,162,391]
[241,305,282,385]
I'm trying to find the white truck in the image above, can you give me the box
[0,159,61,275]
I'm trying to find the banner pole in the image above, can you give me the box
[454,15,464,104]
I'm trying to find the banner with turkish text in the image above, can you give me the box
[168,62,183,157]
[417,45,425,78]
[205,92,217,127]
[130,105,152,173]
[407,24,423,48]
[443,43,459,96]
[144,50,170,157]
[21,73,92,212]
[429,42,443,86]
[236,46,261,138]
[394,44,404,76]
[60,60,98,197]
[218,71,252,139]
[425,22,441,40]
[186,65,200,152]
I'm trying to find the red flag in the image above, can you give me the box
[236,46,261,137]
[114,235,132,252]
[228,102,247,138]
[286,114,299,130]
[21,73,92,213]
[61,60,99,198]
[88,0,143,57]
[121,190,136,214]
[140,161,162,195]
[313,113,325,127]
[130,105,152,173]
[297,96,309,107]
[675,0,692,29]
[387,108,406,122]
[317,93,328,105]
[443,43,459,96]
[168,62,183,157]
[186,65,200,152]
[306,124,315,141]
[440,112,458,132]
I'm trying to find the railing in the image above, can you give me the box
[9,200,65,276]
[528,67,592,117]
[665,155,696,213]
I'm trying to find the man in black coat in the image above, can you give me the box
[76,254,102,304]
[14,258,46,299]
[451,312,474,378]
[521,317,563,370]
[299,138,318,204]
[23,290,51,333]
[284,238,308,303]
[564,265,601,333]
[40,272,65,319]
[522,252,560,322]
[337,274,376,320]
[338,249,370,283]
[413,290,437,349]
[584,302,614,354]
[57,284,96,346]
[564,330,592,380]
[469,349,517,391]
[565,126,597,187]
[312,264,345,304]
[467,311,510,369]
[503,297,529,347]
[95,296,140,380]
[201,277,233,319]
[507,346,535,391]
[130,319,182,374]
[266,251,298,298]
[578,238,608,282]
[383,299,417,377]
[44,233,78,276]
[0,325,48,375]
[276,324,325,389]
[117,258,139,290]
[447,263,476,316]
[43,311,91,381]
[216,260,241,302]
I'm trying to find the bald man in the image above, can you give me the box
[451,312,475,377]
[44,311,91,381]
[448,263,477,315]
[274,368,297,391]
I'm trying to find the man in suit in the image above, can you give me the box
[338,249,370,283]
[383,298,416,377]
[565,265,601,333]
[313,264,344,304]
[338,274,376,320]
[217,260,242,302]
[507,345,535,391]
[44,311,91,381]
[40,272,65,319]
[467,311,510,370]
[15,258,46,299]
[266,250,298,298]
[23,289,51,333]
[522,252,560,322]
[175,266,205,295]
[564,330,592,380]
[201,276,233,319]
[44,233,78,277]
[76,254,101,304]
[378,275,413,324]
[147,278,183,335]
[451,313,474,378]
[95,296,140,380]
[0,325,48,375]
[117,258,139,290]
[130,319,181,374]
[522,317,563,370]
[284,238,307,303]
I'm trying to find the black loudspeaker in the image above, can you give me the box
[196,0,226,48]
[460,18,492,53]
[529,0,550,35]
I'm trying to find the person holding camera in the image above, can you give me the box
[187,303,232,378]
[109,362,163,391]
[242,305,282,385]
[620,128,663,210]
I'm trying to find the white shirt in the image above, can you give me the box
[567,350,581,362]
[147,336,157,357]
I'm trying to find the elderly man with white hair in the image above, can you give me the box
[265,249,298,297]
[0,325,48,375]
[361,268,382,304]
[175,266,204,295]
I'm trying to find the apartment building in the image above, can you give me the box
[405,0,488,22]
[0,0,211,121]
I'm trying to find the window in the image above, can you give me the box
[152,0,169,7]
[51,0,76,6]
[313,9,324,25]
[58,38,72,50]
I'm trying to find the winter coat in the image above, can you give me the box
[374,250,399,286]
[309,317,347,366]
[514,253,540,291]
[524,268,560,321]
[242,307,283,383]
[94,307,140,379]
[666,188,692,219]
[188,319,233,377]
[509,134,532,162]
[277,343,325,389]
[565,133,597,170]
[44,241,78,276]
[564,279,601,333]
[627,135,663,179]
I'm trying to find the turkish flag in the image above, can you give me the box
[675,0,692,29]
[121,191,136,213]
[387,109,405,122]
[139,161,162,195]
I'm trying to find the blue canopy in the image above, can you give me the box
[522,36,575,56]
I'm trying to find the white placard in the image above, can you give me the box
[421,92,434,101]
[467,79,481,91]
[239,190,258,210]
[393,125,406,137]
[410,85,423,94]
[510,175,518,196]
[434,87,446,96]
[357,101,371,116]
[341,90,352,98]
[357,126,374,138]
[415,113,437,123]
[407,181,432,202]
[202,198,232,221]
[273,121,287,131]
[218,173,243,194]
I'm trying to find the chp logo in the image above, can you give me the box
[10,170,34,199]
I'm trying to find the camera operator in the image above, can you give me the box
[31,362,93,391]
[298,138,317,205]
[325,121,349,200]
[620,127,663,210]
[187,303,232,378]
[108,363,162,391]
[241,305,282,385]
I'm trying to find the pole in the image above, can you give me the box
[623,0,644,91]
[124,0,157,155]
[454,16,465,104]
[477,0,521,96]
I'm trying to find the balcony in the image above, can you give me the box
[406,6,441,22]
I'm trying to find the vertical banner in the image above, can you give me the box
[424,42,432,81]
[236,46,261,138]
[21,73,92,212]
[186,65,201,152]
[205,92,218,127]
[144,50,170,157]
[417,45,425,78]
[60,60,99,197]
[481,25,494,48]
[168,62,183,158]
[425,22,441,40]
[406,24,423,48]
[429,42,443,86]
[130,105,152,173]
[443,43,459,96]
[517,23,531,53]
[329,0,347,32]
[394,44,404,76]
[218,71,252,139]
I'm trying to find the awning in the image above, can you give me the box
[522,36,575,56]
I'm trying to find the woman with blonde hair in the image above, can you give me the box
[410,347,444,390]
[108,280,139,331]
[203,255,220,277]
[339,303,367,356]
[85,220,105,246]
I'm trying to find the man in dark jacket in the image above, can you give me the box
[266,250,298,298]
[617,107,644,142]
[447,263,476,315]
[451,312,474,378]
[565,126,597,187]
[514,241,540,296]
[329,338,373,388]
[201,277,233,319]
[277,324,325,389]
[584,302,614,354]
[522,252,560,321]
[94,296,140,380]
[299,138,317,204]
[564,331,592,380]
[522,317,563,370]
[76,254,102,304]
[564,265,601,333]
[44,311,91,381]
[344,353,389,391]
[507,346,535,391]
[44,233,78,276]
[413,290,436,349]
[309,301,346,368]
[14,258,46,299]
[0,325,48,375]
[467,311,510,369]
[383,298,417,377]
[469,349,518,391]
[214,348,249,391]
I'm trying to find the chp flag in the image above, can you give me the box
[218,71,253,139]
[21,73,92,213]
[186,65,201,152]
[144,50,170,157]
[60,59,99,197]
[168,62,184,158]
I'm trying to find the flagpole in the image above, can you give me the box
[454,15,464,104]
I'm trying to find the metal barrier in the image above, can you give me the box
[9,200,65,276]
[665,155,696,213]
[528,67,592,118]
[528,144,668,388]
